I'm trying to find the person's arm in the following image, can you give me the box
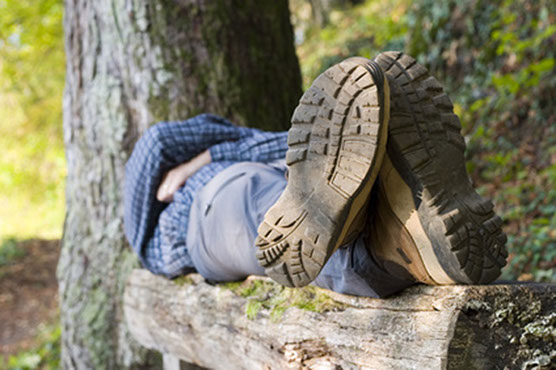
[137,114,251,168]
[124,114,259,260]
[156,149,211,202]
[156,128,287,203]
[209,129,289,163]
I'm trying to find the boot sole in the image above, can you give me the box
[374,51,508,284]
[255,58,389,287]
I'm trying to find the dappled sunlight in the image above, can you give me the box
[0,83,66,239]
[0,0,554,366]
[296,0,555,282]
[0,0,65,241]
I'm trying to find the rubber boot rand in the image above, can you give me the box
[370,51,508,284]
[256,57,390,287]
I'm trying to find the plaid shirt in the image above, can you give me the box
[124,114,288,277]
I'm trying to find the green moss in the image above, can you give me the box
[245,300,263,320]
[172,275,195,286]
[220,281,243,290]
[223,279,346,321]
[77,279,115,368]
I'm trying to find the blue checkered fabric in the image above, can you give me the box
[124,114,288,277]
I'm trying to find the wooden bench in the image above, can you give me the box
[123,269,555,369]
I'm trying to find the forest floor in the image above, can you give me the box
[0,239,60,356]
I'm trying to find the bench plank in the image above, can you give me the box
[124,269,555,369]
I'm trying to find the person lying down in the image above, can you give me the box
[124,53,508,298]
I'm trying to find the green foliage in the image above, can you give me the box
[0,0,552,282]
[0,0,65,239]
[405,0,556,281]
[297,0,555,282]
[0,237,25,267]
[292,0,409,88]
[225,279,345,321]
[1,323,61,370]
[0,238,25,279]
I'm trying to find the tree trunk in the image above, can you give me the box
[58,0,302,368]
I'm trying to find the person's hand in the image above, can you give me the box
[157,150,211,202]
[156,162,192,202]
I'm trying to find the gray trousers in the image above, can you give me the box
[186,162,415,298]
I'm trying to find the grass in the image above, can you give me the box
[1,323,61,370]
[0,237,25,267]
[0,237,26,279]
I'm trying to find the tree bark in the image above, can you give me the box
[58,0,302,368]
[124,270,556,370]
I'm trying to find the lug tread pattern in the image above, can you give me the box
[257,59,387,287]
[374,51,508,284]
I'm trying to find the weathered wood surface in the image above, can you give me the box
[124,269,555,370]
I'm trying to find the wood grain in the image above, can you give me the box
[124,269,555,369]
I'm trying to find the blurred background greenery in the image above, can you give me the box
[0,0,65,241]
[0,0,554,367]
[292,0,556,282]
[1,1,64,367]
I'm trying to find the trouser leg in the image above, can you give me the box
[187,162,415,297]
[187,162,285,281]
[312,236,415,298]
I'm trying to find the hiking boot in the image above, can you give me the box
[369,51,508,284]
[256,57,390,287]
